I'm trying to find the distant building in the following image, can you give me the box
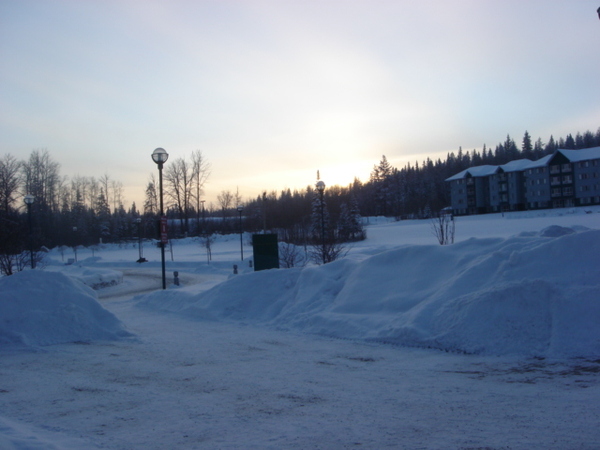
[446,147,600,215]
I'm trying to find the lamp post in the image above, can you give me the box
[72,226,78,262]
[152,147,169,289]
[135,217,146,263]
[237,205,244,261]
[262,191,267,234]
[24,194,35,269]
[316,180,326,264]
[200,200,205,234]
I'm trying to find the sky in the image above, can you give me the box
[1,0,600,209]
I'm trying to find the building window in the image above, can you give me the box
[563,187,573,196]
[561,163,572,172]
[562,175,572,184]
[550,165,560,174]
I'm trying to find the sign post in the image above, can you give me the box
[160,216,168,244]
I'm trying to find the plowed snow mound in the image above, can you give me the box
[138,228,600,357]
[0,271,132,347]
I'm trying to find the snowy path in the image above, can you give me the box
[1,294,599,449]
[97,268,212,299]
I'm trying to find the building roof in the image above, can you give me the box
[499,158,533,172]
[445,165,498,181]
[445,146,600,181]
[556,146,600,162]
[523,154,553,169]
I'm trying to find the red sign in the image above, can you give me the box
[160,216,168,244]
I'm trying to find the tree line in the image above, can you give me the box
[236,128,600,236]
[1,128,598,272]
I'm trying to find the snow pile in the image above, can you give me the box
[138,227,600,357]
[0,271,132,347]
[46,264,123,290]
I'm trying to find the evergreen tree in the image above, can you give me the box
[310,186,330,243]
[337,202,352,242]
[522,131,533,159]
[545,135,557,153]
[370,155,393,215]
[143,177,158,216]
[95,188,111,241]
[564,134,575,149]
[533,138,545,159]
[582,130,596,148]
[504,135,519,161]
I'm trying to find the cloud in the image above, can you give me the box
[1,0,599,208]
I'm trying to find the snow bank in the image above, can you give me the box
[137,227,600,357]
[45,265,123,290]
[0,271,132,347]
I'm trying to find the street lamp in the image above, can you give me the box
[200,200,206,235]
[316,180,326,264]
[135,217,146,263]
[72,226,78,262]
[24,194,35,269]
[237,205,244,261]
[152,147,169,289]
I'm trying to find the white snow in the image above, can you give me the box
[0,270,131,347]
[1,207,600,449]
[138,225,600,358]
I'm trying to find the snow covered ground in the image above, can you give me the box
[1,207,600,449]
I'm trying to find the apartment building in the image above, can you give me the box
[446,147,600,215]
[446,165,497,215]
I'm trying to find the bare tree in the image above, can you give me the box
[234,187,243,208]
[0,154,21,214]
[110,180,124,212]
[308,240,347,265]
[70,175,90,209]
[99,173,110,212]
[21,149,60,211]
[0,251,28,276]
[200,233,215,263]
[431,211,455,245]
[165,157,194,234]
[191,150,211,230]
[87,177,99,211]
[217,190,233,217]
[279,242,307,268]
